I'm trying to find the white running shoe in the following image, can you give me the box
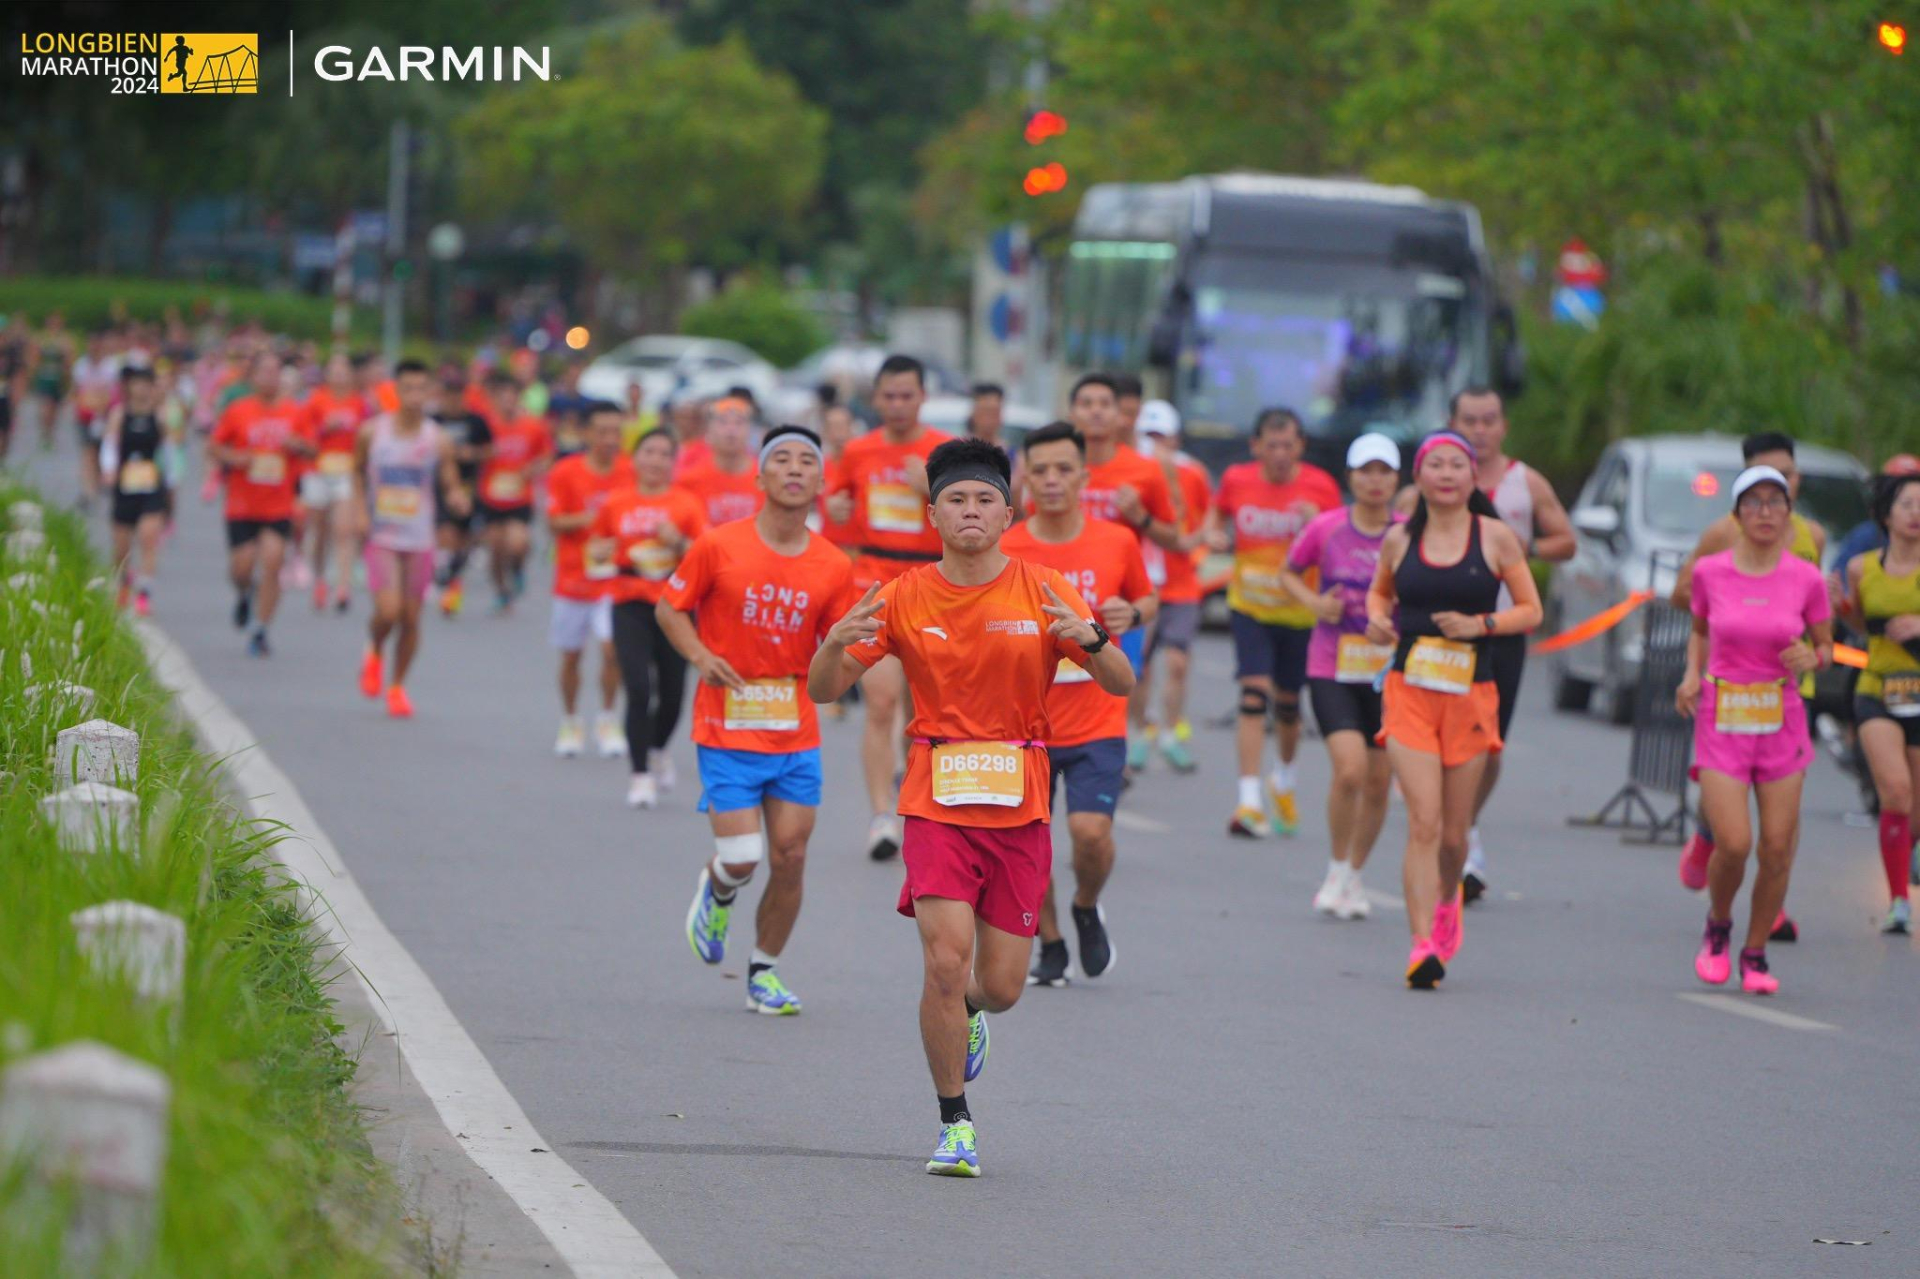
[649,748,677,791]
[1313,866,1344,916]
[626,774,658,809]
[554,717,586,758]
[595,713,628,759]
[1336,872,1372,921]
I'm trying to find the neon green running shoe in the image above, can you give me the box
[926,1120,980,1176]
[964,1009,989,1082]
[745,968,802,1015]
[685,868,731,964]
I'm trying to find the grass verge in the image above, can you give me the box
[0,482,409,1275]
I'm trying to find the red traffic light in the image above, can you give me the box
[1022,162,1069,197]
[1023,109,1068,146]
[1881,21,1908,53]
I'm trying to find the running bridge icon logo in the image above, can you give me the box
[159,33,257,93]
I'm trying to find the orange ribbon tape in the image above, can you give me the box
[1530,591,1653,654]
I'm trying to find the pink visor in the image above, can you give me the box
[1414,432,1476,469]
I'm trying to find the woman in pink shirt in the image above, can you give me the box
[1675,466,1833,995]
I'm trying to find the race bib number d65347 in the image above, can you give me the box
[723,678,801,732]
[931,742,1025,807]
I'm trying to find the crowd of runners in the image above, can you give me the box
[5,310,1916,1177]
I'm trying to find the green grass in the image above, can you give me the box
[0,276,377,345]
[0,484,410,1275]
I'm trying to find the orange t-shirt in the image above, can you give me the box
[1002,519,1153,747]
[213,395,304,521]
[1082,446,1177,542]
[850,557,1096,827]
[830,427,955,586]
[819,455,859,547]
[546,455,636,601]
[659,520,860,754]
[591,487,708,605]
[478,417,552,510]
[370,379,399,414]
[677,462,763,527]
[672,438,713,480]
[1143,455,1213,605]
[301,387,368,474]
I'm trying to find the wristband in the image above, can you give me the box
[1081,620,1112,655]
[1129,605,1143,630]
[1134,512,1153,534]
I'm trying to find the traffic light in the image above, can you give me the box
[1021,107,1069,198]
[1022,162,1068,197]
[1880,20,1907,54]
[1023,108,1067,146]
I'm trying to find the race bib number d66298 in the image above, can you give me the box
[931,742,1025,807]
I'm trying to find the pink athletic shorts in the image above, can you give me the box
[896,816,1051,938]
[363,545,435,603]
[1691,683,1813,787]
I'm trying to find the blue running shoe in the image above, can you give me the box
[685,868,730,964]
[926,1120,980,1177]
[745,968,802,1014]
[964,1009,989,1082]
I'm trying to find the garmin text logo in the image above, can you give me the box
[313,45,551,82]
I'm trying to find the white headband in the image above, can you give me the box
[759,430,824,469]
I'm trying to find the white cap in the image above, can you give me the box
[1136,399,1180,439]
[1730,464,1790,506]
[1346,432,1402,472]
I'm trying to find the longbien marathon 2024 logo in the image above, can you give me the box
[15,31,555,97]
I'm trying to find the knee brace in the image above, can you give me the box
[1238,687,1271,719]
[713,832,765,876]
[1271,697,1301,728]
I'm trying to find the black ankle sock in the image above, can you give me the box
[939,1093,969,1125]
[964,998,979,1018]
[748,960,772,980]
[712,886,736,905]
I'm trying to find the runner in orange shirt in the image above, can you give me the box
[546,403,636,758]
[675,397,762,527]
[476,370,552,612]
[823,354,955,861]
[808,436,1134,1178]
[1001,422,1156,988]
[593,429,708,807]
[207,350,313,657]
[661,426,858,1014]
[299,353,370,613]
[817,402,860,556]
[1129,399,1213,775]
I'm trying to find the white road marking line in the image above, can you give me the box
[1675,993,1837,1033]
[138,621,673,1279]
[1113,810,1172,834]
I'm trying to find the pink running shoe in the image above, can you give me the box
[1694,919,1732,985]
[1406,939,1445,989]
[1679,833,1712,891]
[1432,888,1464,961]
[1738,949,1779,995]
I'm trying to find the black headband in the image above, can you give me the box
[929,462,1012,506]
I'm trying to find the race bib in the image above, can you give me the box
[484,471,527,504]
[723,678,801,732]
[931,741,1026,808]
[247,452,286,485]
[1883,672,1920,718]
[629,540,677,581]
[584,539,617,580]
[374,485,422,522]
[319,451,354,477]
[1233,546,1288,611]
[118,459,159,495]
[1336,634,1393,684]
[1404,636,1476,695]
[1054,655,1094,685]
[867,482,923,535]
[1713,679,1784,735]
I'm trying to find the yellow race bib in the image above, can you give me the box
[930,742,1025,808]
[373,485,422,522]
[484,471,527,504]
[629,540,677,581]
[247,452,286,485]
[1232,545,1288,612]
[118,459,160,495]
[1882,672,1920,719]
[584,538,617,580]
[1053,655,1093,685]
[723,679,801,732]
[1714,679,1783,735]
[1335,634,1393,685]
[319,451,354,477]
[1404,636,1476,695]
[867,482,924,535]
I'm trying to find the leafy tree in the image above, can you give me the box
[679,281,827,367]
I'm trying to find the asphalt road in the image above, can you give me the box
[16,433,1919,1277]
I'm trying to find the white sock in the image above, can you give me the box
[1466,826,1486,875]
[750,947,778,969]
[1347,864,1364,889]
[1270,760,1296,792]
[1325,858,1343,881]
[1237,776,1263,810]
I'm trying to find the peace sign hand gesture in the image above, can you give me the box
[1041,582,1101,648]
[826,581,887,649]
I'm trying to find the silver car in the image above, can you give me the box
[1548,434,1868,722]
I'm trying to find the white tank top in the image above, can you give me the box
[1483,459,1534,610]
[365,416,440,553]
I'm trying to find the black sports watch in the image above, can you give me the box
[1081,620,1113,654]
[1129,604,1144,630]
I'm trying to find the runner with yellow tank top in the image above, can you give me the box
[1844,472,1920,934]
[1673,433,1826,942]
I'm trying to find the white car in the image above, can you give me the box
[578,336,780,413]
[917,393,1052,442]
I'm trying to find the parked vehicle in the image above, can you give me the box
[1549,433,1869,722]
[578,336,780,413]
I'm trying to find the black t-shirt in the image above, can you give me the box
[435,409,493,486]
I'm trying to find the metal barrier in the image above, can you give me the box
[1568,597,1694,845]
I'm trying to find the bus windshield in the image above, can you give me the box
[1180,256,1472,440]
